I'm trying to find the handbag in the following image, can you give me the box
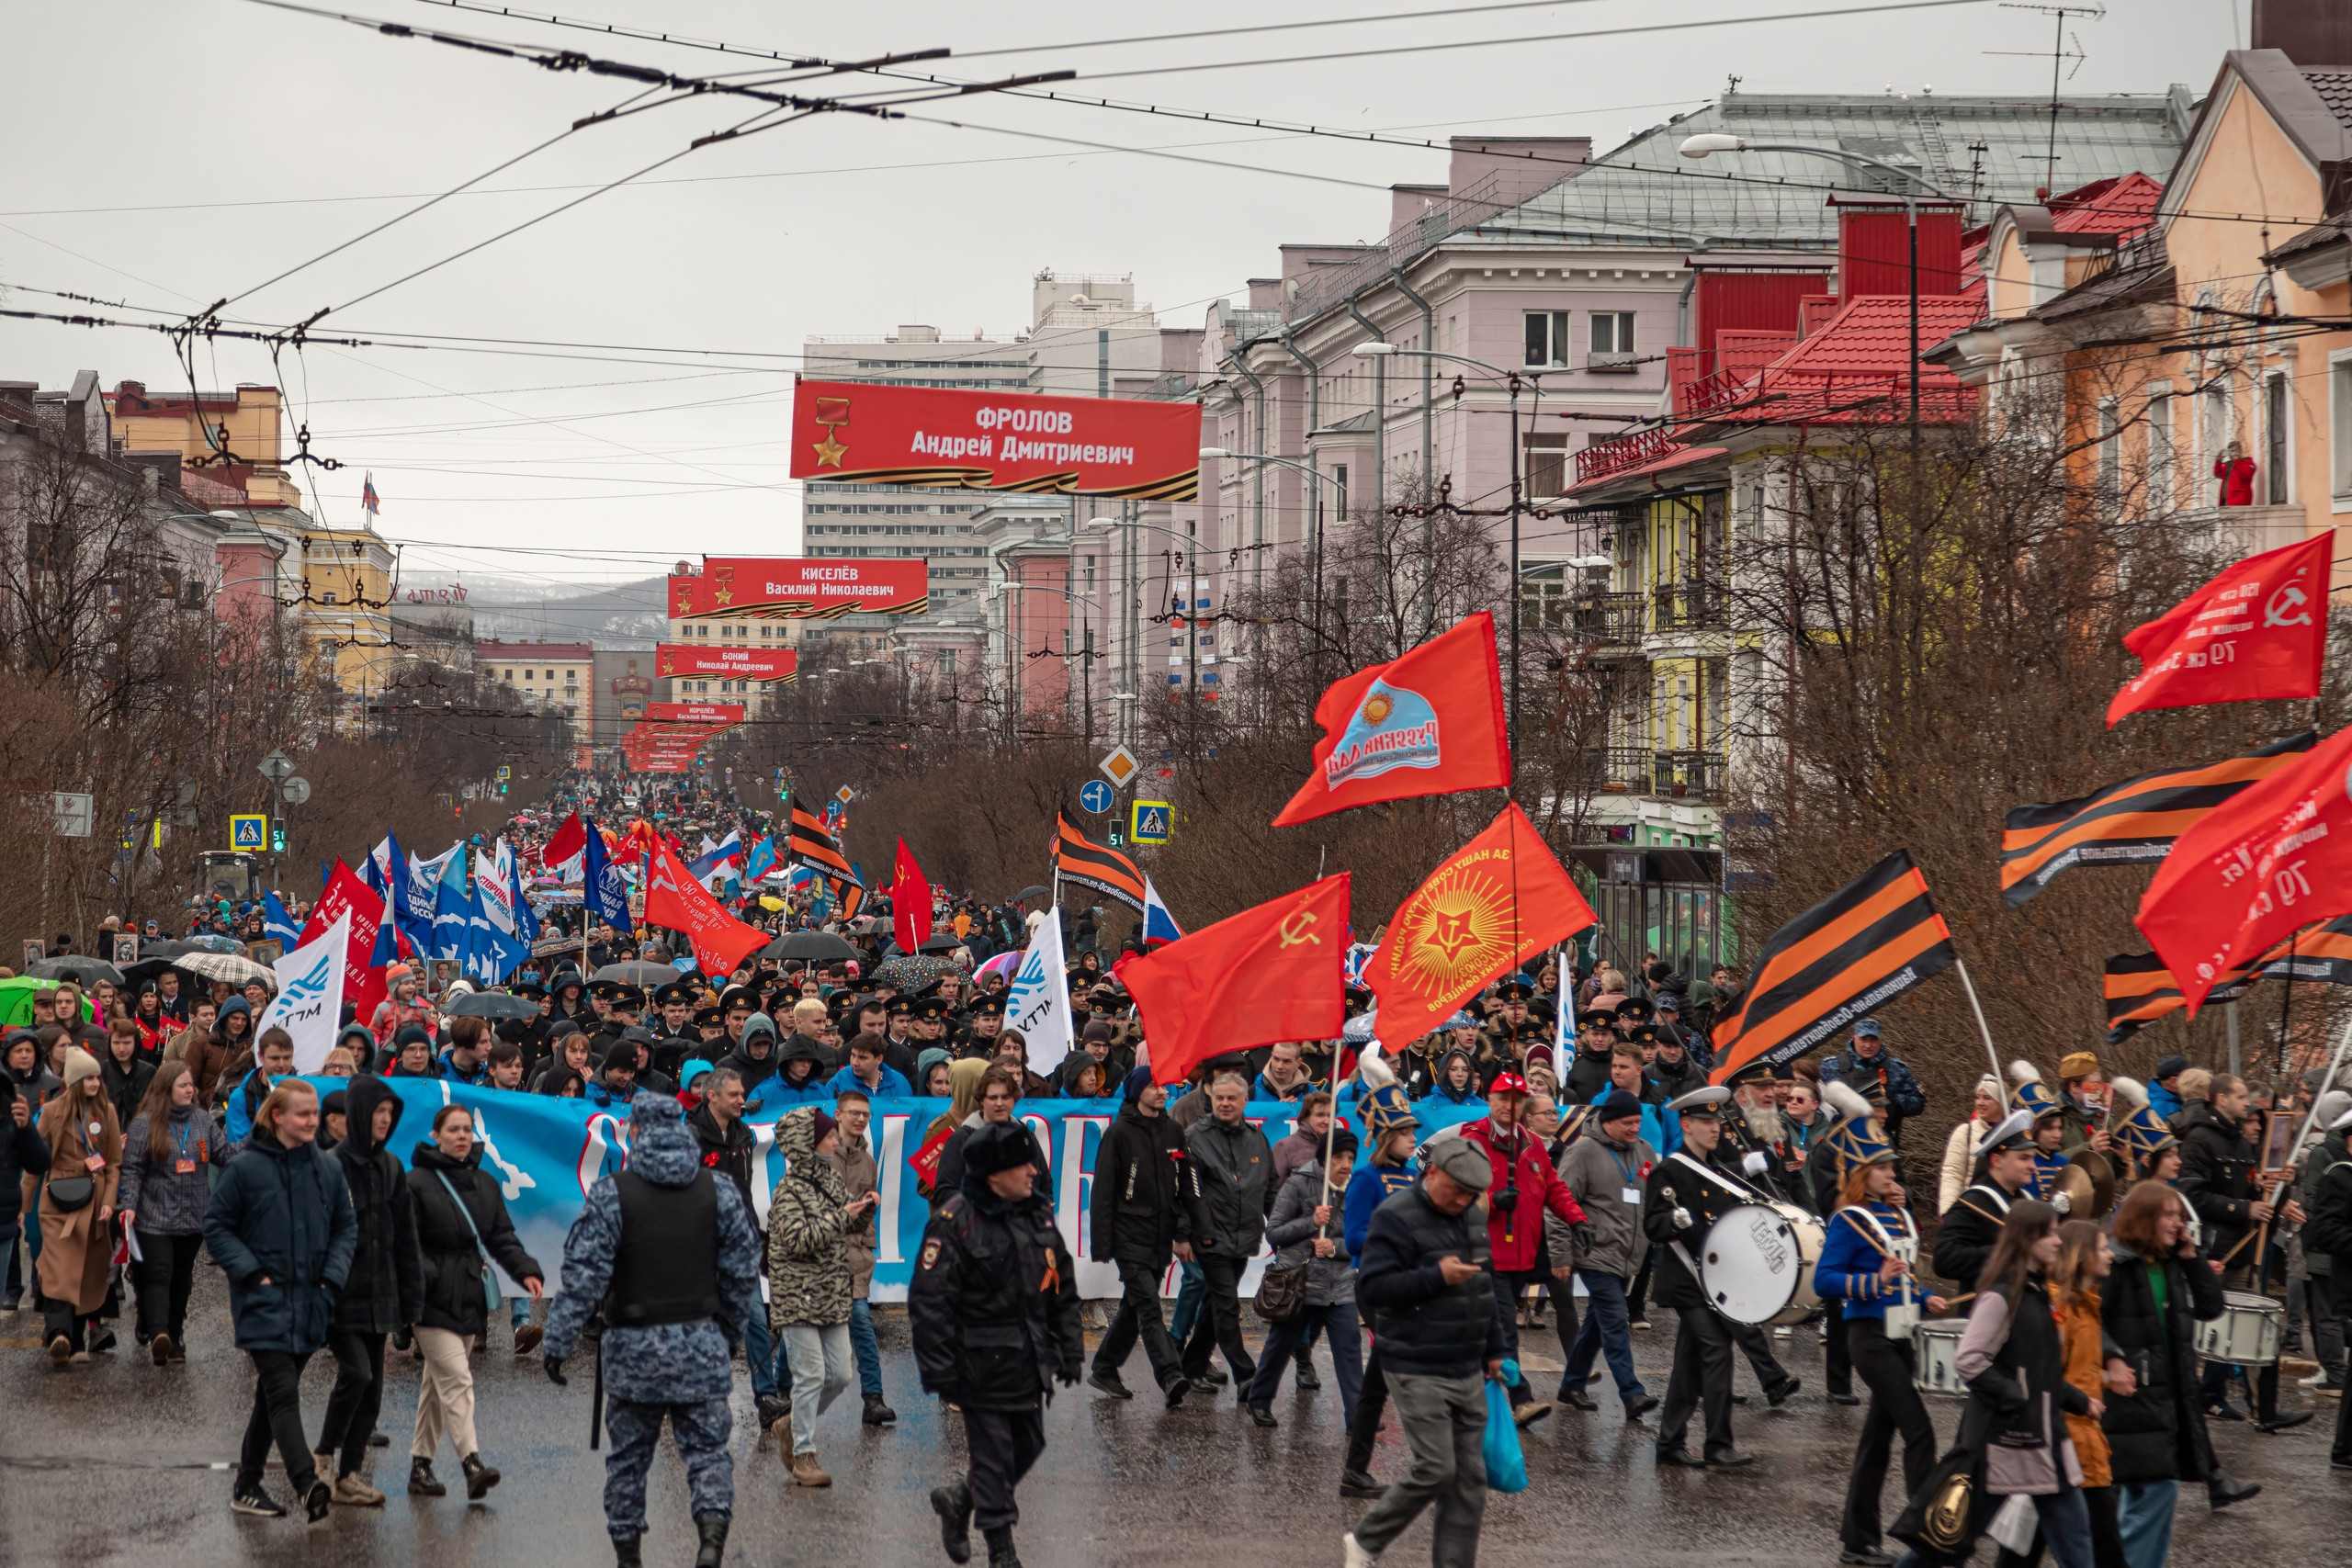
[46,1176,96,1213]
[1252,1260,1308,1324]
[433,1171,503,1312]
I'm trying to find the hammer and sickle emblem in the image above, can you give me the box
[1278,907,1322,948]
[2263,581,2312,629]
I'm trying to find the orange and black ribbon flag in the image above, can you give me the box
[1706,851,1957,1085]
[1999,732,2316,908]
[787,804,854,879]
[2103,914,2352,1044]
[1050,815,1148,913]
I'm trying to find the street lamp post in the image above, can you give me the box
[993,580,1105,750]
[1348,345,1532,762]
[1191,449,1351,696]
[1085,514,1202,755]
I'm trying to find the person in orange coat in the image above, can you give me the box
[37,1049,125,1362]
[2051,1220,2135,1568]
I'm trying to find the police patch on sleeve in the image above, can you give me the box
[920,1237,942,1270]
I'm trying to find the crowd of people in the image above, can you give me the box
[3,773,2347,1568]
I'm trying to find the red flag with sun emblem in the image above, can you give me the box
[1363,804,1595,1047]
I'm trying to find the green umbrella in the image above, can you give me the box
[0,976,94,1030]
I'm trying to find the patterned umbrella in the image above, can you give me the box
[873,954,961,992]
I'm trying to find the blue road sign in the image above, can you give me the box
[1131,800,1172,845]
[1080,780,1114,816]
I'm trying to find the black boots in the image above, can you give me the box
[931,1480,973,1564]
[694,1513,729,1568]
[984,1525,1023,1568]
[863,1392,898,1425]
[613,1536,642,1568]
[408,1457,446,1496]
[460,1452,501,1500]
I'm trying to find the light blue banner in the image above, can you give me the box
[344,1079,1487,1301]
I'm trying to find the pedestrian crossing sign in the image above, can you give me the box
[230,814,267,852]
[1130,800,1172,845]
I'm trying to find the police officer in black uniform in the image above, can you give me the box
[910,1120,1083,1568]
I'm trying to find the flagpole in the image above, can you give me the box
[1951,955,2007,1110]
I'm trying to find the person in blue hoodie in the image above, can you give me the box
[1421,1047,1485,1109]
[435,1017,492,1087]
[1340,1075,1422,1498]
[1810,1081,1949,1566]
[824,1032,911,1101]
[765,1031,833,1108]
[2145,1055,2188,1125]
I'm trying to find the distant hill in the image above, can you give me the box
[463,575,669,647]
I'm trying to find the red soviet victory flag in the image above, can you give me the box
[1114,875,1350,1086]
[1272,611,1510,826]
[1363,802,1598,1047]
[2135,723,2352,1015]
[645,841,770,982]
[891,838,933,954]
[2108,535,2331,726]
[300,859,389,1027]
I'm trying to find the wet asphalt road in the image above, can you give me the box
[3,1270,2345,1568]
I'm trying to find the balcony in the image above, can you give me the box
[1651,750,1727,801]
[1585,747,1657,794]
[2169,503,2305,560]
[1567,591,1647,648]
[1651,581,1726,633]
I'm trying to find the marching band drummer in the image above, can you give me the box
[1812,1083,1948,1568]
[1642,1086,1754,1470]
[2008,1061,2076,1207]
[1930,1106,2038,1294]
[2107,1078,2183,1189]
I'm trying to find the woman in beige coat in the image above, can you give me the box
[40,1048,124,1362]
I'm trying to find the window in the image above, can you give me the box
[1523,310,1571,367]
[321,591,336,605]
[2331,354,2352,500]
[2201,374,2233,484]
[2146,390,2174,513]
[2265,373,2290,504]
[1522,434,1570,498]
[1333,464,1348,520]
[2097,398,2120,518]
[1589,312,1637,369]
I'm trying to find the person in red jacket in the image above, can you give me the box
[1456,1071,1588,1427]
[2213,439,2256,507]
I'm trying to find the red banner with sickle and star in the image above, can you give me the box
[1364,803,1597,1048]
[1115,875,1350,1087]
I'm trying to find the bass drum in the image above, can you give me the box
[1699,1201,1826,1325]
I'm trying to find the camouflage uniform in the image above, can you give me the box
[543,1094,763,1541]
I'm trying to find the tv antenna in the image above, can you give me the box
[1991,3,2104,196]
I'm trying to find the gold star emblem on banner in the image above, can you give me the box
[812,431,847,468]
[712,585,733,606]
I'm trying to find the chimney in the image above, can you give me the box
[2253,0,2352,67]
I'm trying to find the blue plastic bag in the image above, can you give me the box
[1482,1358,1529,1494]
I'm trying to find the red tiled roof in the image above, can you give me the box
[1688,291,1983,426]
[2047,173,2164,240]
[1567,445,1727,498]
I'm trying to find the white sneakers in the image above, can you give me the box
[1342,1532,1381,1568]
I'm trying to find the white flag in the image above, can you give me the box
[257,911,350,1074]
[1006,906,1076,1076]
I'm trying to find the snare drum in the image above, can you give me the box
[1700,1201,1826,1325]
[2195,1291,2282,1367]
[1914,1320,1967,1396]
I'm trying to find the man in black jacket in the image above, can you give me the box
[911,1121,1083,1568]
[1087,1067,1202,1406]
[318,1075,424,1502]
[1344,1135,1504,1568]
[2177,1073,2308,1430]
[1182,1072,1274,1394]
[2307,1102,2352,1467]
[1643,1085,1754,1468]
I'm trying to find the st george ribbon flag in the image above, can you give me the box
[1272,611,1511,826]
[1999,732,2317,906]
[2102,914,2352,1043]
[1005,907,1078,1076]
[1706,851,1958,1086]
[1362,804,1595,1048]
[2107,534,2331,726]
[1117,875,1350,1087]
[255,913,350,1074]
[891,838,933,954]
[2136,723,2352,1015]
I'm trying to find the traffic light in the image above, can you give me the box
[270,824,287,852]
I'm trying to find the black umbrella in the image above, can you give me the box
[133,939,201,962]
[441,991,541,1021]
[28,956,124,987]
[760,931,858,964]
[1013,886,1048,902]
[592,961,681,987]
[917,933,963,953]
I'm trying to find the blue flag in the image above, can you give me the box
[262,892,302,950]
[582,819,634,935]
[431,847,471,961]
[743,835,776,883]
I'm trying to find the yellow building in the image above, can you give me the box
[105,380,304,508]
[291,521,399,705]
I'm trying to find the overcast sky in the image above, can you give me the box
[1,0,2248,595]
